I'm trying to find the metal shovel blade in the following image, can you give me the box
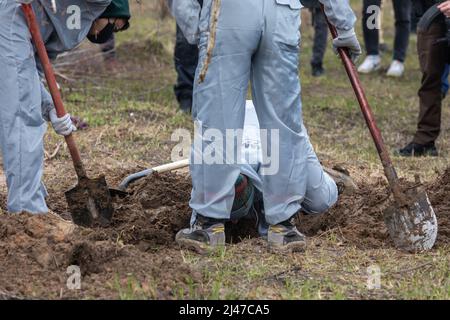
[65,176,114,227]
[384,188,438,252]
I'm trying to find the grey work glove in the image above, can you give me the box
[332,28,362,63]
[49,109,77,136]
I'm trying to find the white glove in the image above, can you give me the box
[332,28,362,63]
[49,109,77,136]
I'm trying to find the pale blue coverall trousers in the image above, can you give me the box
[171,0,357,226]
[0,0,110,213]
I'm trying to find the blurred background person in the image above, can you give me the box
[173,23,199,113]
[100,34,118,68]
[378,3,390,52]
[172,0,203,113]
[398,0,449,157]
[301,0,329,77]
[358,0,412,77]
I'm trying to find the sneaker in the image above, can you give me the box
[386,60,405,77]
[175,215,225,253]
[268,217,306,253]
[311,63,325,77]
[396,142,438,157]
[357,55,381,74]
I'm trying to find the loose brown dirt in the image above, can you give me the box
[0,166,449,299]
[427,168,450,244]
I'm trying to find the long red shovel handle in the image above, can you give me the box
[21,3,86,179]
[320,5,402,199]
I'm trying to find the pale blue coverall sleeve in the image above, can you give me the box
[0,0,109,214]
[167,0,202,45]
[187,0,352,225]
[318,0,357,32]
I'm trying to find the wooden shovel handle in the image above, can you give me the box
[320,5,402,199]
[153,159,190,173]
[21,3,86,179]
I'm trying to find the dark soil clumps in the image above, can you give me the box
[0,168,449,299]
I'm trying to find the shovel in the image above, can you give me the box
[21,3,114,227]
[322,7,437,252]
[118,159,190,191]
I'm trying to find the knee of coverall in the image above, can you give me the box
[301,165,338,215]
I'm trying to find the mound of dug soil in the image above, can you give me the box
[0,211,198,299]
[108,172,259,246]
[297,181,392,248]
[0,168,449,299]
[0,173,197,299]
[299,170,450,248]
[98,172,193,250]
[427,168,450,244]
[115,170,449,249]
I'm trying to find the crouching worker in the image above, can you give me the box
[0,0,130,215]
[170,5,360,253]
[175,101,344,253]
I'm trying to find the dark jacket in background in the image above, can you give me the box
[412,0,445,16]
[411,0,449,144]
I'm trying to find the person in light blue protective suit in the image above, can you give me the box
[171,0,361,253]
[0,0,130,214]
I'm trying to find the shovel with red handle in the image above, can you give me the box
[21,3,116,227]
[321,5,437,252]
